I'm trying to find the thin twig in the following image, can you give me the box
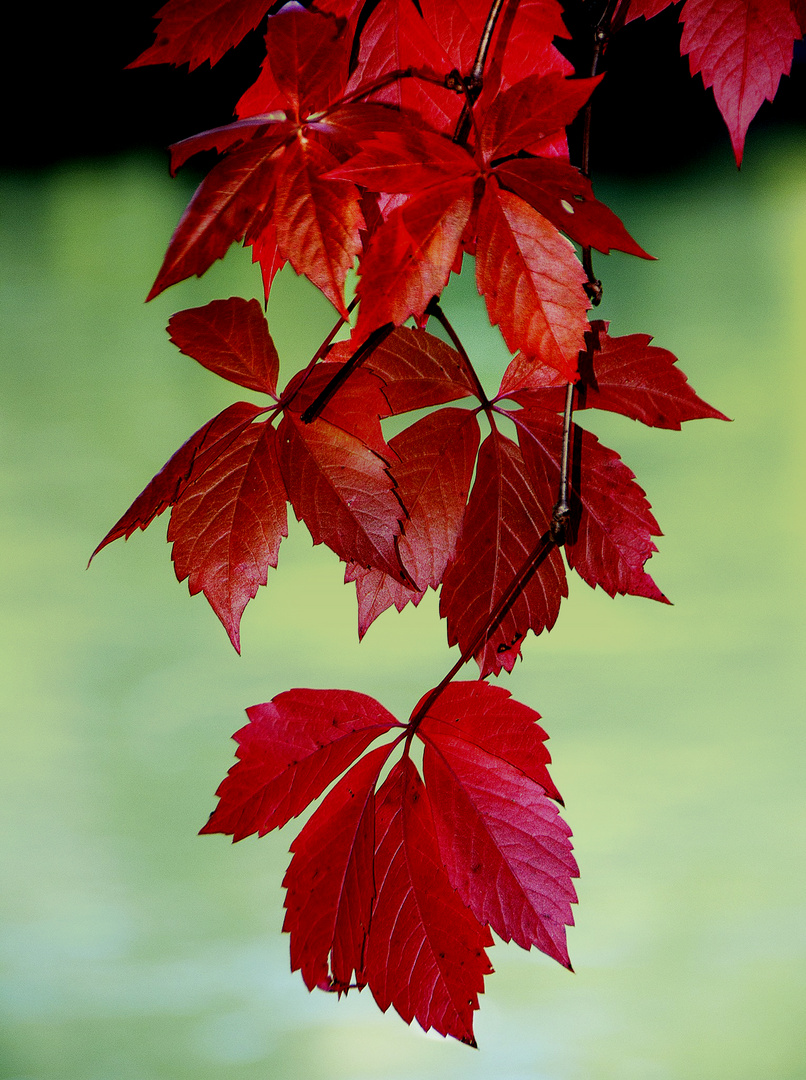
[425,298,490,406]
[278,296,358,413]
[453,0,508,144]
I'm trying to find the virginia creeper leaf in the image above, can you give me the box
[366,757,494,1046]
[680,0,800,165]
[91,401,265,561]
[347,407,481,633]
[167,297,280,397]
[515,407,669,603]
[421,723,578,964]
[276,411,410,584]
[129,0,271,70]
[355,180,475,341]
[439,428,567,676]
[475,180,589,381]
[355,326,477,413]
[503,321,729,428]
[414,681,562,803]
[201,689,400,840]
[283,743,395,991]
[167,420,287,651]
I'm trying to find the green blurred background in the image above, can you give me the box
[1,128,805,1079]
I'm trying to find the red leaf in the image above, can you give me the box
[505,321,729,428]
[90,401,265,562]
[625,0,677,21]
[475,180,588,381]
[480,74,602,163]
[330,128,478,193]
[167,297,280,398]
[359,326,477,414]
[201,690,400,840]
[283,743,395,991]
[366,757,494,1045]
[262,9,350,114]
[494,157,652,258]
[273,135,364,316]
[283,359,393,458]
[129,0,271,71]
[147,137,284,301]
[347,407,481,633]
[421,722,577,964]
[167,421,287,651]
[168,117,293,176]
[348,0,457,134]
[680,0,800,165]
[515,407,670,602]
[413,681,562,803]
[354,180,475,341]
[276,411,409,584]
[439,429,567,677]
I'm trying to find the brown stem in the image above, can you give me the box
[453,0,508,144]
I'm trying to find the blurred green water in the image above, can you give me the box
[1,135,804,1080]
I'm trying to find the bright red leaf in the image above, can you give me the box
[366,757,494,1045]
[201,689,401,840]
[283,743,395,992]
[167,297,280,398]
[440,428,567,677]
[167,420,287,652]
[475,180,589,381]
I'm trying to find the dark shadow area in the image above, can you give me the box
[4,2,803,172]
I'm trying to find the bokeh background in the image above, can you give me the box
[2,6,805,1079]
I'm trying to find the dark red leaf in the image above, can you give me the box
[347,407,481,633]
[421,723,577,964]
[354,180,475,341]
[168,117,293,176]
[200,690,400,840]
[515,407,669,603]
[680,0,800,165]
[283,743,395,991]
[494,157,652,258]
[366,757,494,1045]
[439,428,567,677]
[167,297,280,398]
[475,180,588,381]
[276,411,410,584]
[505,321,729,428]
[90,401,265,562]
[414,681,562,803]
[283,359,393,458]
[147,138,284,301]
[358,326,477,414]
[129,0,271,71]
[167,420,287,651]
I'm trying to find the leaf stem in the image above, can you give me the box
[425,298,490,406]
[550,381,575,545]
[453,0,508,144]
[408,531,555,736]
[278,296,357,413]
